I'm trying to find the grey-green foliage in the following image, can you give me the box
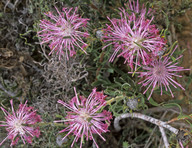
[0,76,21,99]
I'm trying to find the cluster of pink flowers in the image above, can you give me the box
[37,2,189,101]
[0,100,41,146]
[0,88,112,147]
[3,1,187,148]
[102,0,189,99]
[38,7,89,60]
[54,88,112,148]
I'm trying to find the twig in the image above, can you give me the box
[144,127,156,148]
[114,113,178,134]
[3,0,14,11]
[142,106,182,115]
[159,127,169,148]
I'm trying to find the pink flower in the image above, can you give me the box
[38,7,89,60]
[103,7,165,70]
[130,45,190,100]
[54,88,112,148]
[0,100,41,146]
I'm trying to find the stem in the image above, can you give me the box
[37,122,64,127]
[106,95,124,105]
[162,41,178,57]
[95,51,105,80]
[114,113,179,134]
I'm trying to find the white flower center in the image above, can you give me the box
[130,36,142,49]
[79,110,90,122]
[13,119,25,135]
[60,23,72,37]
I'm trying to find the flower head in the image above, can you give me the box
[55,88,112,148]
[131,45,190,100]
[38,7,89,60]
[0,100,41,146]
[103,6,165,70]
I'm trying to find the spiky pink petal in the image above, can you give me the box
[125,0,153,15]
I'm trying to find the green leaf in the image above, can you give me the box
[55,114,64,119]
[123,141,129,148]
[148,97,160,106]
[163,28,168,40]
[163,103,182,113]
[121,83,131,90]
[131,67,141,77]
[107,68,114,73]
[145,2,150,15]
[162,10,169,28]
[177,114,191,120]
[171,56,176,62]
